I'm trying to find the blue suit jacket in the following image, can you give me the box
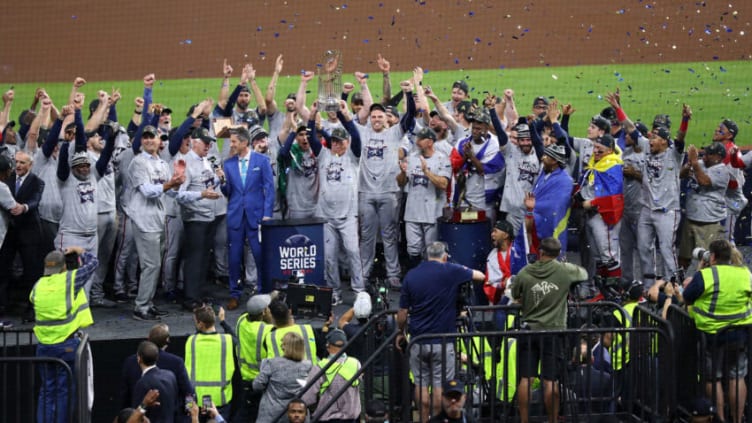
[121,350,194,410]
[133,367,179,423]
[221,152,274,230]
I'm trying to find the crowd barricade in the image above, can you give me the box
[665,304,752,422]
[0,329,92,423]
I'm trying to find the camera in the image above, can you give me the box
[692,247,710,263]
[64,251,79,270]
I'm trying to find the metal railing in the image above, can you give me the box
[0,330,92,423]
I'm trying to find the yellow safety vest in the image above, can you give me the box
[30,270,93,344]
[457,334,494,381]
[611,302,636,371]
[236,316,272,381]
[496,337,517,403]
[319,355,360,395]
[185,333,235,406]
[263,324,317,362]
[691,265,752,334]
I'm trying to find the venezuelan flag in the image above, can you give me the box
[587,152,624,226]
[532,167,574,253]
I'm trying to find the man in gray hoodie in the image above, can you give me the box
[512,237,588,423]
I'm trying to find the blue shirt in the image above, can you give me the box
[399,260,473,342]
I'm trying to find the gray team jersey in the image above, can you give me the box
[87,150,116,214]
[115,148,136,215]
[462,135,501,209]
[316,148,359,219]
[685,161,730,222]
[32,149,63,222]
[0,182,16,246]
[640,146,683,212]
[403,150,452,223]
[58,171,100,236]
[321,118,344,134]
[621,146,647,216]
[127,152,171,233]
[571,137,595,179]
[177,150,218,222]
[205,147,227,216]
[357,122,404,193]
[499,144,539,215]
[164,151,187,217]
[267,110,285,144]
[285,147,319,215]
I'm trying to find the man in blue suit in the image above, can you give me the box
[220,126,274,310]
[132,341,180,423]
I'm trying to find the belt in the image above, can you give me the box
[688,219,721,226]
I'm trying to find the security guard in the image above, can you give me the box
[262,299,317,362]
[31,246,98,423]
[185,305,236,421]
[684,239,752,423]
[302,329,362,422]
[234,294,273,422]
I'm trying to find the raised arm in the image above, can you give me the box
[399,79,416,135]
[307,102,322,156]
[95,124,116,177]
[425,88,460,133]
[295,71,314,122]
[674,103,690,153]
[265,54,284,116]
[68,77,86,107]
[377,53,392,104]
[354,71,373,124]
[217,59,233,110]
[26,96,52,153]
[338,100,361,157]
[43,105,70,158]
[0,90,13,130]
[85,90,110,132]
[247,63,267,117]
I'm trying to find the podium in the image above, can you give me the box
[260,218,326,293]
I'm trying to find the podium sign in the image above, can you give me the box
[260,218,326,293]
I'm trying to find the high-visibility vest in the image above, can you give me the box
[263,324,317,362]
[691,265,752,334]
[185,333,235,406]
[496,337,517,403]
[611,302,636,371]
[235,316,272,381]
[318,355,360,395]
[30,270,93,344]
[457,334,494,381]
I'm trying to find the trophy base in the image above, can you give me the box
[443,207,487,223]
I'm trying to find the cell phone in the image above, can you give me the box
[184,394,196,411]
[202,394,211,410]
[64,252,79,270]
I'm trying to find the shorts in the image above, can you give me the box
[704,342,748,380]
[517,334,564,381]
[678,220,725,260]
[409,343,455,388]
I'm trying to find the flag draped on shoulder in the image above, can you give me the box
[587,152,624,226]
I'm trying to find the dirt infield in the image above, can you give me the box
[2,1,750,83]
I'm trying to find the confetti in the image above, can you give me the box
[720,66,727,72]
[552,74,558,80]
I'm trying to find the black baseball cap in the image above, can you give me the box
[452,80,469,95]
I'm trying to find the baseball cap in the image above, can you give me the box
[515,123,531,139]
[704,142,726,159]
[652,114,671,129]
[0,155,12,172]
[532,96,549,108]
[634,121,649,138]
[296,124,311,134]
[443,378,465,395]
[71,151,90,168]
[653,126,671,142]
[384,105,400,119]
[249,125,269,142]
[286,93,297,101]
[88,99,100,117]
[369,103,387,114]
[493,219,515,239]
[544,143,567,165]
[722,119,739,137]
[469,112,491,126]
[326,329,347,347]
[456,101,473,115]
[191,127,215,143]
[595,134,616,150]
[43,250,66,276]
[238,111,259,127]
[415,127,437,141]
[246,294,272,315]
[351,92,364,104]
[330,127,349,141]
[353,292,373,319]
[691,396,714,417]
[365,399,387,418]
[590,115,611,133]
[452,80,469,95]
[161,107,173,115]
[239,85,250,93]
[600,106,618,124]
[143,125,158,137]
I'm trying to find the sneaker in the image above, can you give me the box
[91,298,117,308]
[0,319,13,330]
[149,306,169,317]
[388,277,402,290]
[132,310,160,321]
[332,293,343,306]
[114,293,130,304]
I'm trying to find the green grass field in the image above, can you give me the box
[7,60,751,144]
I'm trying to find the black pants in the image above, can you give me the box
[182,220,217,302]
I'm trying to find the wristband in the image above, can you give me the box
[615,108,627,122]
[525,211,534,217]
[679,119,689,133]
[137,404,147,414]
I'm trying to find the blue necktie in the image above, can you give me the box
[240,158,248,187]
[15,177,21,194]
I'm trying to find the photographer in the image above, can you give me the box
[682,239,752,423]
[396,241,485,422]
